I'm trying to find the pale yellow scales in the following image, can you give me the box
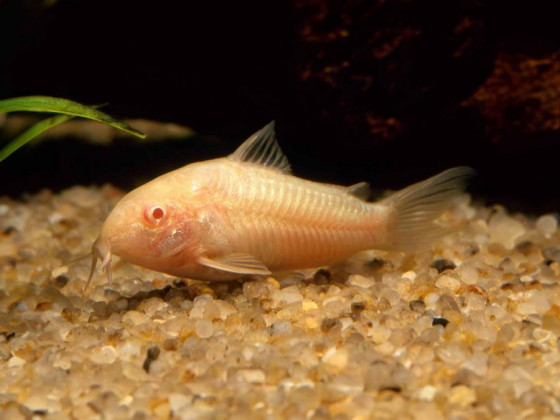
[88,122,474,286]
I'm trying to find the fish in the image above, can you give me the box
[87,122,475,288]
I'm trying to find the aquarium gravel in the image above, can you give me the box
[1,185,560,419]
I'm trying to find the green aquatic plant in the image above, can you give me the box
[0,95,145,161]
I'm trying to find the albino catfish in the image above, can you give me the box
[88,122,474,286]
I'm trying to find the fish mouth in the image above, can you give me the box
[84,236,112,293]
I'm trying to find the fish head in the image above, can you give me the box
[91,181,201,280]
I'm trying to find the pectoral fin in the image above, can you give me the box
[198,253,272,276]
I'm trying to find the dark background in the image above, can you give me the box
[1,0,560,214]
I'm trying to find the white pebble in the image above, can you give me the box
[448,385,477,407]
[516,290,551,315]
[416,385,438,402]
[536,214,557,238]
[119,341,142,360]
[424,292,440,309]
[347,274,375,289]
[503,366,533,398]
[435,274,461,292]
[302,299,318,311]
[533,327,553,344]
[89,345,117,364]
[23,394,61,413]
[321,347,349,370]
[368,325,392,343]
[277,285,303,304]
[48,211,64,225]
[62,186,100,208]
[488,210,526,249]
[402,270,417,281]
[520,275,534,284]
[214,300,237,320]
[8,355,26,368]
[237,368,266,384]
[458,263,478,285]
[189,299,208,319]
[122,310,150,326]
[53,357,72,370]
[195,319,214,338]
[435,343,468,365]
[168,393,193,413]
[271,320,292,335]
[0,204,9,216]
[461,352,488,376]
[50,265,69,279]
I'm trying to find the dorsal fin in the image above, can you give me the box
[346,181,371,200]
[228,121,292,174]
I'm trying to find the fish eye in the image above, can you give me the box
[144,205,167,225]
[152,207,164,220]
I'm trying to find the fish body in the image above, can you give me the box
[90,122,474,284]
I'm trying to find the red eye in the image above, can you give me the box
[144,205,167,225]
[152,207,164,220]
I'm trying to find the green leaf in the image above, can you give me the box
[0,96,145,138]
[0,114,73,162]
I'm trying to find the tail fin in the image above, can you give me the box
[381,167,476,251]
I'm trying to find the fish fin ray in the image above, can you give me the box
[198,253,272,276]
[228,121,292,174]
[382,167,476,251]
[346,181,371,200]
[271,270,306,282]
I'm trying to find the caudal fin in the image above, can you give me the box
[382,167,476,251]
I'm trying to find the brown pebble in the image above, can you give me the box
[35,302,52,311]
[377,297,391,312]
[366,258,386,270]
[172,278,187,288]
[320,318,341,332]
[61,307,81,323]
[32,409,48,415]
[2,226,16,235]
[54,275,69,289]
[351,301,366,313]
[379,386,402,393]
[466,285,488,299]
[501,278,523,291]
[18,248,36,260]
[162,338,180,351]
[432,317,450,327]
[181,369,196,383]
[430,259,456,273]
[542,246,560,263]
[143,346,161,372]
[452,368,478,387]
[313,269,331,285]
[516,240,538,256]
[498,257,516,272]
[3,258,17,268]
[466,244,480,255]
[409,299,426,312]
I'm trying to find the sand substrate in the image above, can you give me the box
[1,185,560,419]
